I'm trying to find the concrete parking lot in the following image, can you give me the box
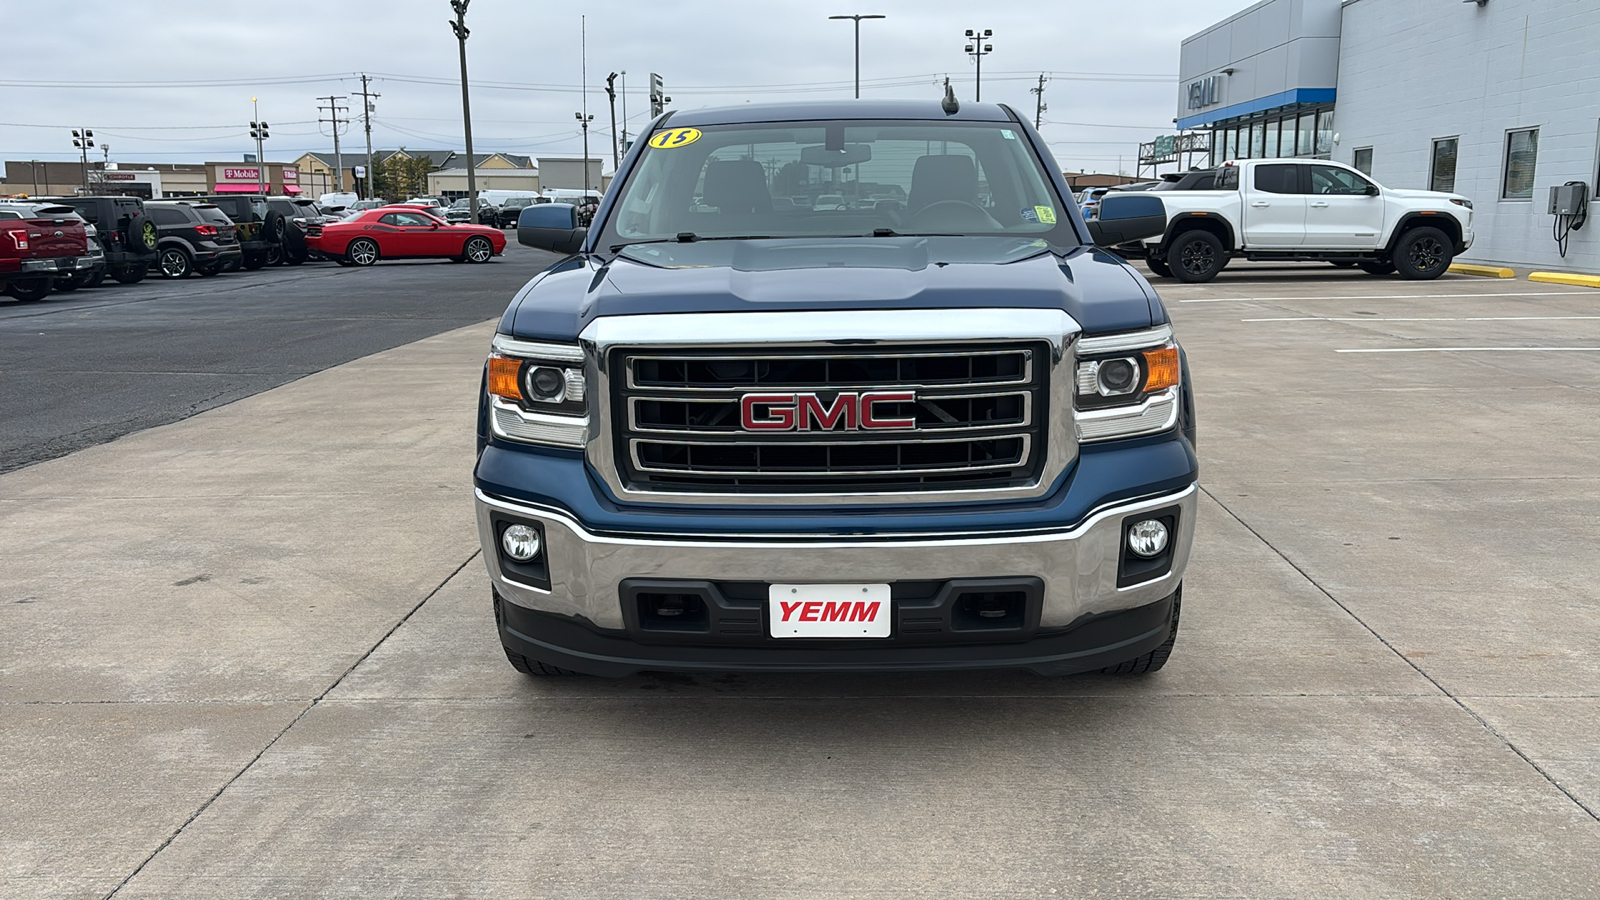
[3,260,1599,897]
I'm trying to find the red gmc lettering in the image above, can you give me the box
[861,392,916,429]
[740,391,917,432]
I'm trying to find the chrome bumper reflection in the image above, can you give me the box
[476,485,1196,631]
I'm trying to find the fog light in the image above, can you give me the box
[1127,519,1169,558]
[501,524,541,561]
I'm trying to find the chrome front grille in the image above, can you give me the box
[611,345,1048,493]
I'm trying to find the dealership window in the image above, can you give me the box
[1352,148,1373,176]
[1316,111,1334,156]
[1503,128,1538,199]
[1431,138,1458,193]
[1266,120,1282,159]
[1297,113,1316,156]
[1250,121,1265,158]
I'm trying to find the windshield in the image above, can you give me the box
[600,119,1076,246]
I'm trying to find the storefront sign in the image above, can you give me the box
[104,172,137,181]
[223,167,261,181]
[1187,76,1223,110]
[283,167,298,182]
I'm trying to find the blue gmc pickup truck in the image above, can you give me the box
[476,97,1196,678]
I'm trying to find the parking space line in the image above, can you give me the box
[1178,291,1578,303]
[1244,315,1600,322]
[1336,347,1600,353]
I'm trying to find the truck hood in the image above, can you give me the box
[506,237,1161,341]
[1386,187,1471,206]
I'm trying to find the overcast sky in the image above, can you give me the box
[2,0,1250,176]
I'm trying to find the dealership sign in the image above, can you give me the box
[103,172,137,181]
[223,167,260,181]
[1187,75,1224,110]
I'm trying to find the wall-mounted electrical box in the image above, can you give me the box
[1549,182,1589,216]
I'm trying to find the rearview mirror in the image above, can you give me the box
[518,202,587,254]
[1086,194,1169,247]
[800,144,873,167]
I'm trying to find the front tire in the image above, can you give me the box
[158,247,193,279]
[494,591,583,677]
[1099,589,1181,675]
[111,264,149,284]
[1358,260,1396,276]
[1146,256,1173,279]
[197,262,222,277]
[1394,226,1454,280]
[1167,230,1225,283]
[463,235,494,263]
[346,238,380,267]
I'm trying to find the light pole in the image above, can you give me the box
[29,159,40,196]
[964,28,993,102]
[618,71,629,154]
[605,71,620,170]
[449,0,478,221]
[249,99,269,194]
[576,112,595,196]
[71,129,94,194]
[828,14,886,99]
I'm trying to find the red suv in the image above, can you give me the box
[0,202,92,302]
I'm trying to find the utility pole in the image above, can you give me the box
[578,14,593,195]
[964,28,993,102]
[357,74,379,200]
[249,99,269,194]
[449,0,478,221]
[828,14,886,99]
[1030,74,1048,129]
[649,73,671,118]
[317,95,350,191]
[618,71,629,152]
[605,72,620,169]
[71,128,94,194]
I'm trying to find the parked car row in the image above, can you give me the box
[0,193,509,303]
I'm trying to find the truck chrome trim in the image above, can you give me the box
[624,390,1033,435]
[625,348,1034,393]
[477,484,1197,630]
[576,308,1081,506]
[628,433,1031,477]
[1076,324,1174,355]
[1074,387,1180,442]
[489,397,587,448]
[491,335,585,362]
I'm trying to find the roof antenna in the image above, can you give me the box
[941,77,960,115]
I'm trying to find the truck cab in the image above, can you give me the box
[479,99,1197,678]
[1133,158,1474,282]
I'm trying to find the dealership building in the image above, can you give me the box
[1177,0,1600,271]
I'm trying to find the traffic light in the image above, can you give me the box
[649,72,671,118]
[250,121,270,140]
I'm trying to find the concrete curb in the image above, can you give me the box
[1448,263,1515,278]
[1528,271,1600,289]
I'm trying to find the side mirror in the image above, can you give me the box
[1366,184,1381,196]
[518,202,587,254]
[1086,194,1169,247]
[430,221,440,228]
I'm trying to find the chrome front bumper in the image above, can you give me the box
[476,484,1196,632]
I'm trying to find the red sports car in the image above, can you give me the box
[306,206,506,266]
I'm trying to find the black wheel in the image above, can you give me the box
[1146,256,1173,279]
[242,253,266,270]
[123,216,159,254]
[5,276,54,302]
[1357,260,1396,276]
[346,238,380,267]
[1393,226,1453,280]
[504,648,585,677]
[263,210,287,245]
[111,264,148,284]
[265,243,284,267]
[283,246,306,266]
[1099,588,1181,675]
[1166,230,1225,283]
[1329,260,1358,268]
[463,236,494,263]
[197,262,222,277]
[82,268,107,289]
[158,246,193,278]
[53,273,82,293]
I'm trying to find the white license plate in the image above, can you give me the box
[769,583,891,638]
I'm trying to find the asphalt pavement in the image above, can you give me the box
[0,242,559,474]
[3,260,1600,897]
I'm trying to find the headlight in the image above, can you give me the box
[1073,325,1182,443]
[1450,198,1473,209]
[485,335,588,448]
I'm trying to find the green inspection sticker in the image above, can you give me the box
[1034,206,1057,224]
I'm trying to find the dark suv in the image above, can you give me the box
[265,196,326,264]
[42,195,159,283]
[195,195,275,268]
[144,201,242,278]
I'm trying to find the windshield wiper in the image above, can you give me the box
[609,232,701,252]
[869,228,963,237]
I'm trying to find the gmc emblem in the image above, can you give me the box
[740,391,916,431]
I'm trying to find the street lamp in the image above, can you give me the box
[964,28,993,102]
[828,14,886,99]
[576,112,595,196]
[450,0,478,221]
[249,99,269,194]
[71,128,94,194]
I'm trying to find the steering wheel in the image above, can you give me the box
[905,199,1003,232]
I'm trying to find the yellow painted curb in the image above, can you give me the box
[1528,272,1600,288]
[1448,263,1515,278]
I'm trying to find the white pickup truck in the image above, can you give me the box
[1122,158,1475,283]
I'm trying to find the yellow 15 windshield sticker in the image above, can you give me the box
[1035,206,1057,224]
[648,127,702,149]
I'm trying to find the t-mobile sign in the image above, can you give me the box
[223,167,260,181]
